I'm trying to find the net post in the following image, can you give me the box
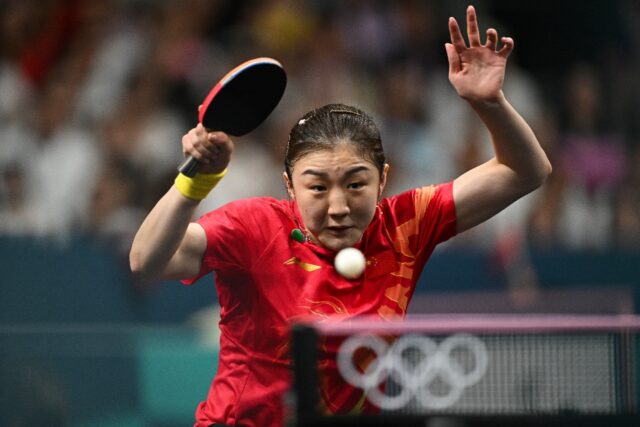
[290,323,320,427]
[622,329,637,413]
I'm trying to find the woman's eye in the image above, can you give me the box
[310,185,326,192]
[348,182,364,190]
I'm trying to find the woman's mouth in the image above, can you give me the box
[326,226,353,235]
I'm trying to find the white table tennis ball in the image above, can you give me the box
[334,247,366,279]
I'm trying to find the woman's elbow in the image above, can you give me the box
[535,157,553,187]
[129,250,154,282]
[519,158,553,194]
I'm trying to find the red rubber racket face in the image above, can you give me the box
[199,57,287,136]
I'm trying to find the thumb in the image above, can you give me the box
[445,43,461,76]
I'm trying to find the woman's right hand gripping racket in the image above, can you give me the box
[178,57,287,177]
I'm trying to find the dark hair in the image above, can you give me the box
[285,104,386,179]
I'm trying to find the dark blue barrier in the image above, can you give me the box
[0,236,216,324]
[2,237,640,324]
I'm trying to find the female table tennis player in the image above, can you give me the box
[130,6,551,427]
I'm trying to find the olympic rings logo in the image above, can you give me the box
[337,334,489,410]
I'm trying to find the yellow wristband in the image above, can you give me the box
[174,169,228,201]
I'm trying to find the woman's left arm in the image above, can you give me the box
[445,6,552,233]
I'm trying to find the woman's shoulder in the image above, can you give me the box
[377,182,454,225]
[380,182,453,208]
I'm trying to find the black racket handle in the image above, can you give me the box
[178,156,199,177]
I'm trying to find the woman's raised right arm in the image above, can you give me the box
[129,188,206,281]
[129,125,234,281]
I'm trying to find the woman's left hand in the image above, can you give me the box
[445,5,514,103]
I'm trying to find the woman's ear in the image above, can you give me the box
[283,171,295,199]
[378,163,390,200]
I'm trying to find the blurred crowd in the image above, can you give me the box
[1,0,639,260]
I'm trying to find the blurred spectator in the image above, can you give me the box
[0,165,30,234]
[527,109,566,248]
[100,69,184,194]
[297,10,376,113]
[248,0,318,58]
[0,0,80,89]
[556,64,627,250]
[613,148,640,250]
[0,56,99,238]
[334,0,404,69]
[72,2,151,127]
[377,59,446,196]
[87,159,145,257]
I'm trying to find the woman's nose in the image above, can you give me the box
[327,189,350,216]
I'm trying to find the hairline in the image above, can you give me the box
[287,139,384,177]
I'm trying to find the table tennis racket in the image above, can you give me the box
[178,57,287,177]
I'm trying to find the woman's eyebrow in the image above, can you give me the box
[344,166,372,177]
[301,165,372,178]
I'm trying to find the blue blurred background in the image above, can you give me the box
[1,0,639,425]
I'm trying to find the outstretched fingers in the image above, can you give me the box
[448,5,514,75]
[466,5,481,47]
[498,36,514,58]
[448,17,467,52]
[485,27,514,58]
[485,28,498,51]
[445,43,461,75]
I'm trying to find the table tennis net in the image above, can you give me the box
[290,315,640,420]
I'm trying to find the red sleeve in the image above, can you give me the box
[415,181,457,247]
[380,181,457,264]
[181,198,276,285]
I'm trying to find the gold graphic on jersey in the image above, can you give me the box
[378,185,436,318]
[284,257,321,272]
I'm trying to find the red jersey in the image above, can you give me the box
[183,183,457,427]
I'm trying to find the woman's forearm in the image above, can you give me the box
[469,91,552,189]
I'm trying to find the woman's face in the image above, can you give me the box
[285,142,388,251]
